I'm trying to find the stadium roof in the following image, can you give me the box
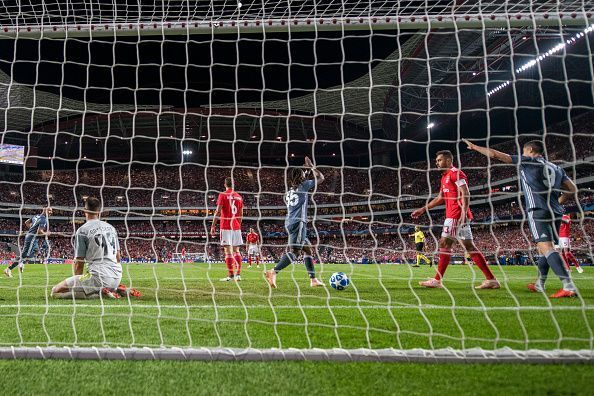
[0,67,159,147]
[0,1,591,165]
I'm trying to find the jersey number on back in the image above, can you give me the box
[285,190,299,207]
[542,164,557,188]
[94,232,116,256]
[228,197,238,215]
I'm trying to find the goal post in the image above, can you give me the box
[0,1,592,362]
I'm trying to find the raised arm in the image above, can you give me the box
[558,178,578,205]
[304,156,324,184]
[462,139,513,164]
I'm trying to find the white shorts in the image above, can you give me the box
[220,230,243,246]
[248,245,260,256]
[441,218,473,240]
[65,273,121,297]
[558,237,571,249]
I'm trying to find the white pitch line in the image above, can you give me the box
[0,304,592,311]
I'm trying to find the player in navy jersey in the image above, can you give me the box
[4,207,52,278]
[464,139,579,298]
[264,157,325,289]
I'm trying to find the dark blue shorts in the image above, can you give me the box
[527,209,562,243]
[286,222,310,248]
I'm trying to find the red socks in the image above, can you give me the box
[435,249,495,281]
[561,252,571,270]
[435,248,452,281]
[563,251,580,270]
[225,254,234,277]
[234,253,242,276]
[248,256,252,266]
[470,252,495,280]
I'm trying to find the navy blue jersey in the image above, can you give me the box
[511,155,569,215]
[284,179,315,227]
[27,214,48,236]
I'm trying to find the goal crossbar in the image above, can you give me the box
[0,14,592,39]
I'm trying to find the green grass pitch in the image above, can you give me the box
[0,263,592,394]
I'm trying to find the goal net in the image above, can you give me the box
[0,1,592,362]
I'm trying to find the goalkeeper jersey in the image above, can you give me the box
[75,219,121,279]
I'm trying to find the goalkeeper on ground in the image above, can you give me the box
[51,197,122,299]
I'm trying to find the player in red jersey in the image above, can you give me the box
[246,228,261,269]
[558,213,583,273]
[210,177,244,282]
[411,150,500,289]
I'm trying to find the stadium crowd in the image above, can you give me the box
[1,115,592,209]
[1,115,592,264]
[0,207,591,263]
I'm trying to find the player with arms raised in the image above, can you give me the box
[265,157,325,288]
[464,139,579,297]
[51,197,122,299]
[559,213,583,273]
[4,207,52,278]
[411,150,500,289]
[246,228,261,269]
[211,177,244,282]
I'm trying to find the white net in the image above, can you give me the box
[0,1,593,362]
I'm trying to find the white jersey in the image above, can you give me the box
[75,219,121,280]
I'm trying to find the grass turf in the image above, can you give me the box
[0,262,592,351]
[0,263,592,394]
[1,360,594,395]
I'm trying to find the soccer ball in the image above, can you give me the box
[329,272,350,291]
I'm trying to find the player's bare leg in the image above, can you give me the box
[460,239,500,289]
